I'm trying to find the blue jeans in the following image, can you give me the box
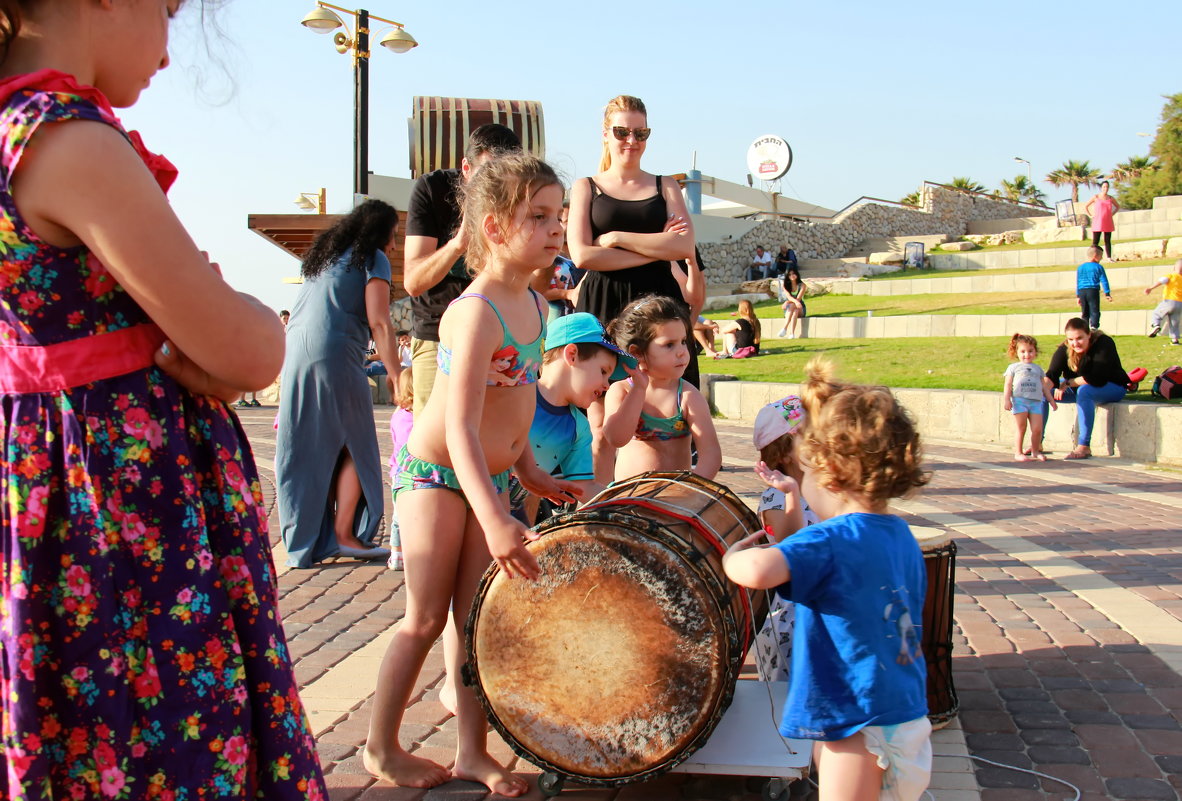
[1056,382,1126,446]
[1077,288,1101,330]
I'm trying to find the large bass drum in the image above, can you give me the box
[465,472,766,786]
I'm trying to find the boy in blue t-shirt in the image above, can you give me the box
[724,358,934,801]
[1076,245,1111,330]
[511,313,636,524]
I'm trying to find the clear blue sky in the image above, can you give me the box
[120,0,1177,312]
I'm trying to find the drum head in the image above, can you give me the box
[912,525,952,553]
[469,518,728,781]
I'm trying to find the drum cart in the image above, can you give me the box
[534,679,810,798]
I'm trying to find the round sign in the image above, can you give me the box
[746,135,793,181]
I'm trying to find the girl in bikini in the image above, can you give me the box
[602,294,721,481]
[364,154,581,795]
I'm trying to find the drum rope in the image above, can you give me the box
[606,475,753,539]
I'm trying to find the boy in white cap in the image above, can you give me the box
[511,313,637,524]
[751,395,818,682]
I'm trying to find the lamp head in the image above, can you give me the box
[379,27,418,53]
[294,194,317,210]
[301,6,343,32]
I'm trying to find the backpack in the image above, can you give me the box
[1152,365,1182,400]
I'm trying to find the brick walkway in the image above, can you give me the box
[236,406,1182,801]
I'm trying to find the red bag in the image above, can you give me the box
[1152,365,1182,400]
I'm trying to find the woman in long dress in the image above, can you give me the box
[276,201,401,567]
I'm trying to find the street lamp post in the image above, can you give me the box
[1013,156,1032,182]
[301,3,418,198]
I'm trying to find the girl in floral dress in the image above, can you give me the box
[0,2,325,798]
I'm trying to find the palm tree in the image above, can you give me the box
[1001,175,1049,206]
[900,190,921,206]
[948,177,986,194]
[1110,155,1159,184]
[1045,160,1102,202]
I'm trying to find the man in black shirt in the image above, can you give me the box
[404,123,522,413]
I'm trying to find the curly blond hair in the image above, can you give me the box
[797,357,930,504]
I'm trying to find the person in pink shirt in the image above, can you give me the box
[1085,180,1120,259]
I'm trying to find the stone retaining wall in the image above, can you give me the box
[698,186,1049,283]
[706,378,1182,467]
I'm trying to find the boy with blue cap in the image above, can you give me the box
[512,313,637,523]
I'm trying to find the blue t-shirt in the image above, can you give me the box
[1076,260,1110,293]
[775,513,928,740]
[529,390,593,481]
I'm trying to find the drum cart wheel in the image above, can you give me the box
[538,772,565,797]
[762,777,790,801]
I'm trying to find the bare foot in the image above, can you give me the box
[453,752,528,797]
[1033,453,1047,462]
[1013,453,1030,462]
[439,678,458,717]
[362,745,450,788]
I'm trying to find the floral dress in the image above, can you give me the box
[0,71,326,799]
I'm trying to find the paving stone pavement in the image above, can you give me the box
[235,405,1182,801]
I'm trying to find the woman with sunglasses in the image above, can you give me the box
[569,95,698,379]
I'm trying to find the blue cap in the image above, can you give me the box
[545,313,637,381]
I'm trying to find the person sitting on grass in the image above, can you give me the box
[714,298,761,358]
[692,315,721,359]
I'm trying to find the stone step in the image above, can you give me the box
[827,263,1163,297]
[928,237,1182,272]
[764,307,1157,341]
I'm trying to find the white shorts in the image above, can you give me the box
[861,717,932,801]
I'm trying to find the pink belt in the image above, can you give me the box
[0,323,165,393]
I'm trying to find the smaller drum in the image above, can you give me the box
[913,527,959,728]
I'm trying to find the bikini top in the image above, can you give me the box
[632,378,690,441]
[437,290,545,387]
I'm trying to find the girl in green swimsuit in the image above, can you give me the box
[602,294,722,482]
[364,155,582,796]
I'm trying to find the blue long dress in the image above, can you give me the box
[276,248,390,568]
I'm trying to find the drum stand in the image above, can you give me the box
[536,680,812,799]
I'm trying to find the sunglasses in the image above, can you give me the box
[611,126,651,142]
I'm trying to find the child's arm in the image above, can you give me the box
[1145,277,1167,295]
[601,371,648,448]
[512,451,583,511]
[18,120,283,391]
[723,531,791,590]
[753,461,804,540]
[1003,372,1014,411]
[442,301,538,579]
[683,388,721,479]
[1041,378,1058,410]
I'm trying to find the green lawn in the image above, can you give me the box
[865,257,1173,282]
[705,287,1160,320]
[699,335,1180,402]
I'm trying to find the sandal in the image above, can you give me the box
[1064,446,1091,460]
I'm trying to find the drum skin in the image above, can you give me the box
[466,472,763,785]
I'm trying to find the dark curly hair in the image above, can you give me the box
[607,294,691,359]
[301,199,398,279]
